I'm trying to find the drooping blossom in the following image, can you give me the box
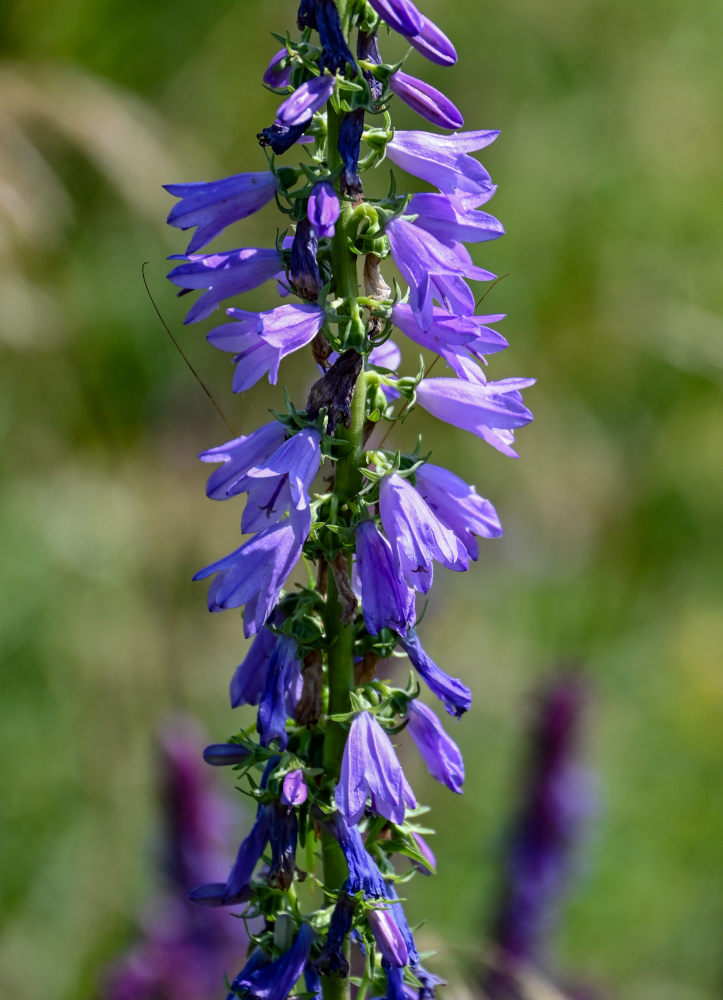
[408,192,504,245]
[165,172,278,253]
[386,129,499,208]
[277,74,337,126]
[257,635,302,748]
[355,520,416,636]
[200,422,286,501]
[314,0,356,74]
[263,47,293,89]
[379,473,468,593]
[368,907,409,967]
[404,15,457,66]
[193,521,302,636]
[406,699,464,794]
[167,248,282,324]
[415,376,534,441]
[367,0,423,36]
[389,71,463,130]
[398,629,471,718]
[415,462,502,559]
[307,180,341,238]
[335,711,417,826]
[391,303,508,375]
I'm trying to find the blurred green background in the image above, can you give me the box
[1,1,721,998]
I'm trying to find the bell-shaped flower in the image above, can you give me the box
[404,14,457,66]
[367,0,423,36]
[406,699,464,794]
[416,375,534,441]
[165,171,278,253]
[385,217,495,330]
[335,711,417,826]
[368,907,409,967]
[382,881,419,966]
[193,520,302,637]
[415,462,502,560]
[389,71,463,131]
[230,621,278,708]
[379,473,468,593]
[281,770,308,806]
[355,520,416,636]
[392,303,508,375]
[386,129,498,209]
[263,48,292,89]
[200,422,286,500]
[277,74,336,126]
[226,923,315,1000]
[408,192,504,246]
[241,428,322,543]
[207,303,326,393]
[307,180,340,238]
[398,629,471,718]
[167,248,282,324]
[257,635,302,748]
[331,812,386,898]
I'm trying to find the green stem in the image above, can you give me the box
[321,14,365,993]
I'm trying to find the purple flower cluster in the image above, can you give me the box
[162,2,535,999]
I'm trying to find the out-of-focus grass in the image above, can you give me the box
[0,1,721,998]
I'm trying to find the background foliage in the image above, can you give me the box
[1,1,721,998]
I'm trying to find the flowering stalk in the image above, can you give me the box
[164,3,534,1000]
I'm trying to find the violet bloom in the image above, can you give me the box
[335,711,417,825]
[389,72,463,131]
[227,923,315,1000]
[391,303,508,376]
[241,428,322,542]
[416,376,534,442]
[206,303,326,393]
[307,180,340,238]
[368,907,409,967]
[263,47,292,89]
[379,473,468,593]
[331,812,386,898]
[383,881,419,966]
[282,770,308,806]
[355,520,415,636]
[258,120,308,154]
[257,635,302,748]
[277,74,337,127]
[290,217,323,299]
[398,629,471,718]
[404,15,457,66]
[415,462,502,560]
[165,172,278,254]
[385,217,494,330]
[167,248,282,324]
[408,193,504,246]
[315,0,356,74]
[200,422,286,501]
[406,700,464,794]
[367,0,423,36]
[386,129,499,208]
[229,622,278,708]
[193,520,302,636]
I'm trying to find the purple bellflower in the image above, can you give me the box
[379,473,468,593]
[385,216,494,330]
[391,303,508,376]
[415,376,534,441]
[406,699,464,794]
[167,248,282,324]
[386,129,498,208]
[229,621,279,708]
[389,71,463,131]
[200,422,286,501]
[193,520,302,636]
[404,15,457,66]
[257,635,302,748]
[226,923,315,1000]
[408,192,504,245]
[398,629,471,718]
[282,770,308,806]
[263,48,293,89]
[277,74,337,126]
[165,172,278,254]
[308,180,341,238]
[335,711,417,826]
[367,0,423,37]
[355,520,416,636]
[241,428,322,542]
[383,881,419,966]
[207,303,326,393]
[331,813,386,898]
[368,907,409,967]
[415,462,502,559]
